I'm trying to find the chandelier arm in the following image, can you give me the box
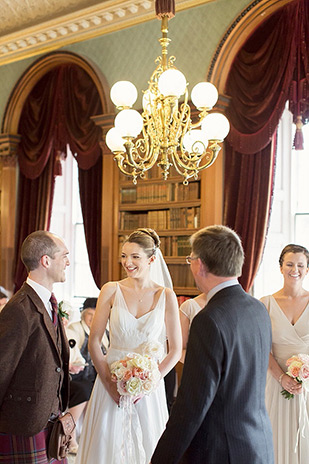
[173,141,221,173]
[140,120,158,165]
[125,136,161,174]
[113,153,142,184]
[190,120,203,130]
[124,141,148,171]
[177,99,191,139]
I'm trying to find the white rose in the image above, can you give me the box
[148,366,161,385]
[142,341,164,361]
[130,354,148,370]
[110,362,127,380]
[142,379,156,395]
[126,377,143,396]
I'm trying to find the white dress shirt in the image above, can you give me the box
[206,279,239,304]
[26,277,53,320]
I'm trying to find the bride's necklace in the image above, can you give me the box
[132,286,149,303]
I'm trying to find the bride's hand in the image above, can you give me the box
[281,374,302,395]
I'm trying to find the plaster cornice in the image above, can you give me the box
[0,0,213,67]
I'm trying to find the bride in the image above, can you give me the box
[75,228,182,464]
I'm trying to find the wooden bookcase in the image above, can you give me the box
[113,155,224,297]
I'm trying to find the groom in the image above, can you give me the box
[151,225,274,463]
[0,231,70,463]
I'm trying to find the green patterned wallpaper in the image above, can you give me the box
[0,0,251,124]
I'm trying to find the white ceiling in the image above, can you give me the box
[0,0,110,36]
[0,0,210,67]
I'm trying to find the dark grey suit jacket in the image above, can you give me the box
[0,283,70,436]
[152,284,274,464]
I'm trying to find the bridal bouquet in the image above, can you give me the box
[110,341,162,402]
[281,354,309,399]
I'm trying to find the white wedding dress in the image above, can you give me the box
[261,295,309,464]
[75,283,169,464]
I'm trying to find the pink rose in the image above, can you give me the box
[132,367,142,377]
[300,364,309,381]
[298,354,309,364]
[123,369,133,381]
[117,380,128,396]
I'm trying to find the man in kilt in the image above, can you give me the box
[0,231,71,463]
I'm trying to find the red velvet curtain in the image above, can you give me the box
[224,0,308,291]
[13,63,103,291]
[78,156,103,289]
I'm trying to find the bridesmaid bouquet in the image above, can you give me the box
[281,353,309,399]
[110,341,163,402]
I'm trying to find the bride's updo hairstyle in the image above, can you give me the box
[125,228,160,258]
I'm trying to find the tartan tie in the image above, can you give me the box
[50,292,58,326]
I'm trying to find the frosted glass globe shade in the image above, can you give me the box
[142,89,156,113]
[191,82,218,109]
[183,130,208,155]
[201,113,230,140]
[110,81,138,108]
[115,109,143,138]
[106,127,125,152]
[158,69,187,97]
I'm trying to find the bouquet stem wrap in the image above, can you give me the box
[120,395,146,464]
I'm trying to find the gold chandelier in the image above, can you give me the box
[106,2,230,185]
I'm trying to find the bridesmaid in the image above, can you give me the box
[261,244,309,464]
[179,292,207,362]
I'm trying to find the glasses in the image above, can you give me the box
[186,256,198,265]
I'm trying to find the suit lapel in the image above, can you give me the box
[22,283,61,361]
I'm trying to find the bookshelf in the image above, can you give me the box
[114,156,224,297]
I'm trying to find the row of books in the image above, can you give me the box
[160,236,191,257]
[168,264,196,287]
[119,207,200,231]
[120,182,200,204]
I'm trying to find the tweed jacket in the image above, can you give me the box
[152,285,274,464]
[0,283,70,436]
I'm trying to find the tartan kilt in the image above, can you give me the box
[0,425,68,464]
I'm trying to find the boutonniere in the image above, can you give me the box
[58,300,71,320]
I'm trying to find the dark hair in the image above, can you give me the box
[82,297,98,310]
[21,231,60,272]
[124,228,160,258]
[279,244,309,267]
[190,225,244,277]
[0,291,7,300]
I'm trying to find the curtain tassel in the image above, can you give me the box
[54,150,64,176]
[293,116,304,151]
